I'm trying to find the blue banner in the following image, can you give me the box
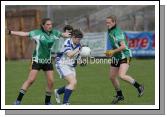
[106,32,155,57]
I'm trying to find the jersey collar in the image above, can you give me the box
[108,25,117,32]
[41,28,53,35]
[70,38,80,49]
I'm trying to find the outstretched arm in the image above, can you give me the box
[9,30,29,37]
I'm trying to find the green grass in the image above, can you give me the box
[5,59,155,105]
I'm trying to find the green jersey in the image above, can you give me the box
[29,29,62,64]
[108,26,132,59]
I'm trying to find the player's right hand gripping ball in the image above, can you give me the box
[104,50,114,57]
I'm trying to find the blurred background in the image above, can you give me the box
[5,5,155,59]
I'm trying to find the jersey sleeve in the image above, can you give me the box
[52,29,62,38]
[63,39,72,54]
[115,31,125,42]
[29,29,40,40]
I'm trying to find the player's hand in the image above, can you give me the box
[5,28,11,35]
[73,47,80,57]
[75,46,81,52]
[104,50,115,57]
[62,32,71,38]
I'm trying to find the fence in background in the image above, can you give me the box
[5,9,41,60]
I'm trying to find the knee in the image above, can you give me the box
[26,78,35,85]
[118,73,126,79]
[110,75,116,81]
[48,78,54,85]
[69,80,77,89]
[71,80,77,86]
[73,81,77,90]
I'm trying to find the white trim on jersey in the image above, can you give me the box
[55,38,80,78]
[55,38,81,67]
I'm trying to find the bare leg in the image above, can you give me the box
[109,66,120,91]
[64,74,77,90]
[109,66,124,104]
[21,70,39,91]
[118,63,135,84]
[45,70,54,92]
[119,63,144,97]
[44,70,54,104]
[14,70,38,104]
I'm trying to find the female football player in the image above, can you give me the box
[8,18,71,105]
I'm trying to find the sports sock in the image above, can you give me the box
[45,92,51,104]
[116,90,123,96]
[57,86,65,95]
[63,88,72,104]
[133,81,140,89]
[16,89,26,101]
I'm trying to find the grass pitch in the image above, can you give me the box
[5,59,155,105]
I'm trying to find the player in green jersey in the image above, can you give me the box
[105,15,144,104]
[8,18,71,105]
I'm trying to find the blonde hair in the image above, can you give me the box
[106,15,117,23]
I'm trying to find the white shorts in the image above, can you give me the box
[55,63,76,79]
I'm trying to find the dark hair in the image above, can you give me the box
[41,18,51,25]
[63,25,73,32]
[106,15,117,23]
[72,29,83,38]
[40,18,51,29]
